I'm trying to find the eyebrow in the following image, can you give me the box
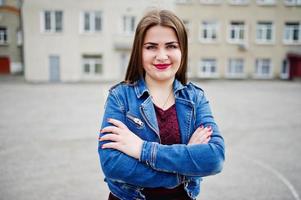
[143,41,179,46]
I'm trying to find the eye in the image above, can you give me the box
[145,45,156,50]
[166,44,178,49]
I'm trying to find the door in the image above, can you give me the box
[49,55,60,82]
[0,57,10,74]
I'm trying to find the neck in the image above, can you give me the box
[145,76,174,93]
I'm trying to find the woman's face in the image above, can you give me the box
[142,25,182,84]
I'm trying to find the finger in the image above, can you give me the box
[101,126,120,134]
[203,137,211,144]
[102,142,120,150]
[107,118,127,129]
[99,134,120,142]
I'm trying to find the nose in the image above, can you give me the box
[155,48,168,62]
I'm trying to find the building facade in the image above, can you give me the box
[22,0,301,82]
[22,0,174,82]
[0,0,23,74]
[175,0,301,80]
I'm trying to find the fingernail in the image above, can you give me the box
[200,125,204,128]
[107,118,111,122]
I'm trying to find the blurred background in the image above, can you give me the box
[1,0,301,200]
[0,0,301,81]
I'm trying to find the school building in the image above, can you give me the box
[21,0,301,82]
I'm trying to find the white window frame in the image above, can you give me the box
[176,0,192,4]
[82,55,103,77]
[200,21,219,43]
[283,22,301,44]
[80,11,102,34]
[122,15,136,36]
[228,21,246,44]
[16,30,22,46]
[256,21,274,44]
[280,59,290,79]
[229,0,249,5]
[0,27,8,44]
[200,0,222,4]
[254,58,273,79]
[198,58,218,78]
[256,0,276,5]
[284,0,301,6]
[226,58,246,78]
[40,10,63,33]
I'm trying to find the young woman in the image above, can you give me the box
[98,9,225,200]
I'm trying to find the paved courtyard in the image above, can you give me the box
[0,75,300,200]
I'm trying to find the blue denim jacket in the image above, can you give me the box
[98,78,225,200]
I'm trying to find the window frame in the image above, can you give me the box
[284,0,301,6]
[0,26,8,45]
[200,0,222,5]
[256,21,275,44]
[229,0,249,5]
[226,58,246,78]
[283,22,301,44]
[200,20,219,43]
[82,55,103,76]
[254,58,273,79]
[122,15,136,36]
[256,0,276,6]
[228,21,246,44]
[80,11,102,34]
[41,10,63,33]
[198,58,218,78]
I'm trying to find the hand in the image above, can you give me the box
[188,125,212,145]
[99,118,143,160]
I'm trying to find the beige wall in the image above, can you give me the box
[22,0,301,82]
[22,0,174,82]
[176,0,301,79]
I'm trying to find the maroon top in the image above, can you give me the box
[108,104,190,200]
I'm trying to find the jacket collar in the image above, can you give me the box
[134,77,186,99]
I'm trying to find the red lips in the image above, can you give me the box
[154,63,171,70]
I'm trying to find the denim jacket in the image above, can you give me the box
[98,78,225,200]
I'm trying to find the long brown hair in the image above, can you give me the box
[124,9,188,85]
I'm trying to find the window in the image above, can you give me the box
[284,0,301,6]
[182,20,191,39]
[229,0,249,5]
[119,53,129,77]
[0,0,4,6]
[255,58,272,78]
[42,10,63,33]
[229,21,245,43]
[280,59,289,79]
[200,21,218,42]
[256,22,274,43]
[199,59,217,77]
[0,27,8,44]
[122,15,135,35]
[176,0,192,3]
[81,11,102,33]
[256,0,276,5]
[227,59,245,78]
[200,0,221,4]
[17,30,22,45]
[284,22,301,44]
[82,55,103,75]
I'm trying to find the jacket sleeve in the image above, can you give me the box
[98,89,181,188]
[139,91,225,177]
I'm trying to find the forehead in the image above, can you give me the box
[143,25,178,43]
